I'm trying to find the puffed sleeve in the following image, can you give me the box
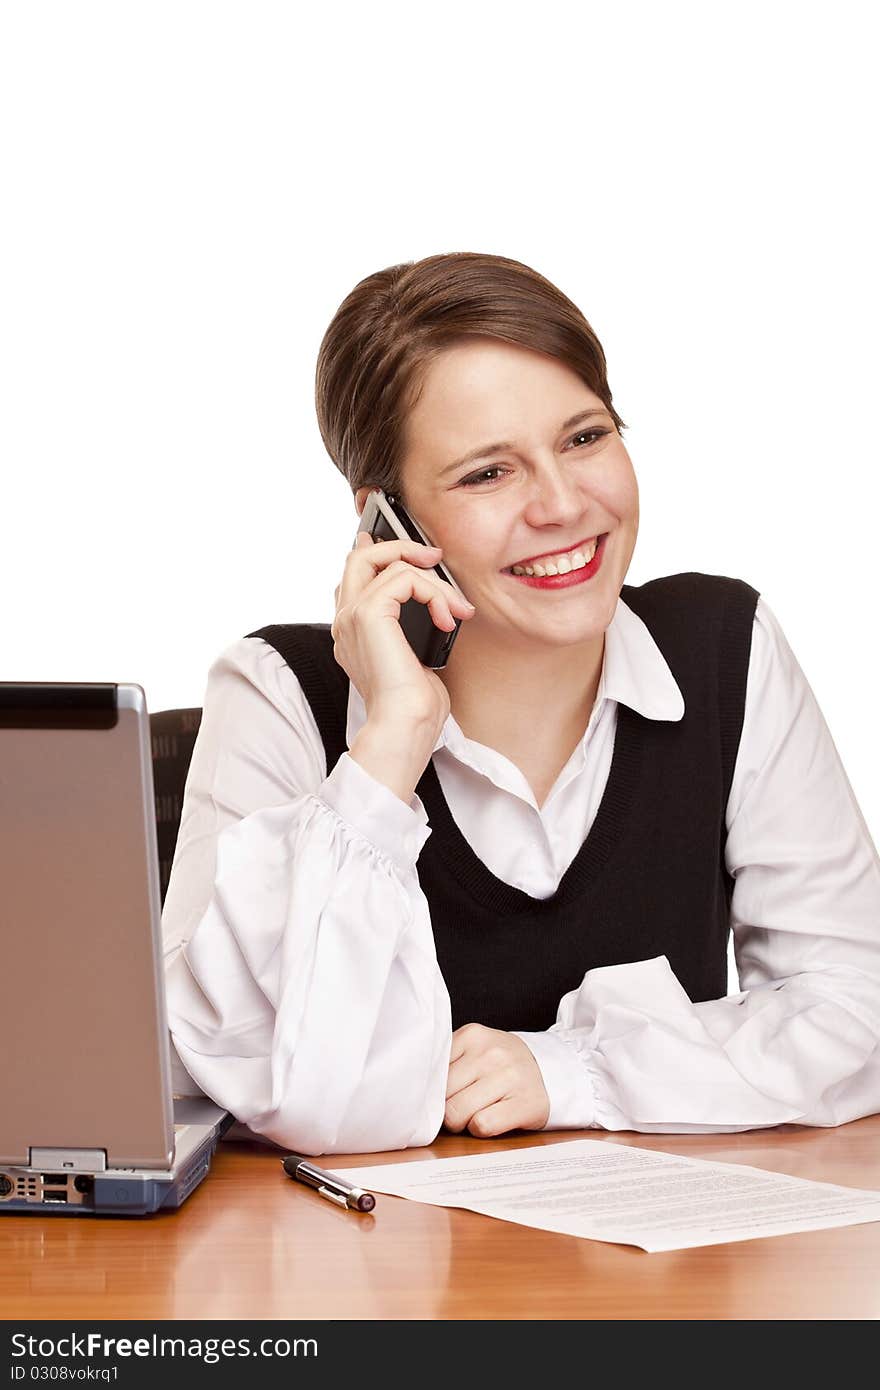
[515,595,880,1132]
[161,637,451,1155]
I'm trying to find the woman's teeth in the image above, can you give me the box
[510,538,599,577]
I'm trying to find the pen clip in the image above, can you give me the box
[318,1185,349,1209]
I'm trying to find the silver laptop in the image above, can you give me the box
[0,681,230,1215]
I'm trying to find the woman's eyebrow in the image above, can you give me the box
[440,408,609,476]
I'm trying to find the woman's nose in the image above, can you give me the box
[521,461,587,528]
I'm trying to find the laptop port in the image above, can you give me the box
[42,1173,68,1185]
[42,1190,68,1203]
[0,1176,13,1198]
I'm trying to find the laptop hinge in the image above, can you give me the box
[29,1147,108,1172]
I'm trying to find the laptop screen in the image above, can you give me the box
[0,683,176,1169]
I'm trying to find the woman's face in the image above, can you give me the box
[359,337,639,655]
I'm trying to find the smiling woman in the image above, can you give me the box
[161,251,880,1156]
[345,336,641,808]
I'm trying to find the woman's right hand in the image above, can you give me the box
[332,531,475,732]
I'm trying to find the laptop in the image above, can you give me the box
[0,681,231,1215]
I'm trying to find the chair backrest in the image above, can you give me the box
[149,708,203,905]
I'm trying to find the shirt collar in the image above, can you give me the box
[345,595,684,752]
[601,594,685,722]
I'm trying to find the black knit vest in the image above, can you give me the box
[246,572,758,1030]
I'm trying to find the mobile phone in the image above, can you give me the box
[356,489,464,669]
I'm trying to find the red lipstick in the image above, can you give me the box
[503,534,608,590]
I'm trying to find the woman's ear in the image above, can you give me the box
[354,486,376,517]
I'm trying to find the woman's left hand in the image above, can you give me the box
[444,1024,551,1137]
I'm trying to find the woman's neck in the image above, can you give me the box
[436,624,605,786]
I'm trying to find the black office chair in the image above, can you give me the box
[150,708,203,905]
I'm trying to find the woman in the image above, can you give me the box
[162,251,880,1155]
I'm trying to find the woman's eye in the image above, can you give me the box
[459,466,507,487]
[569,428,608,448]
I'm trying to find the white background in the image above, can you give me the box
[2,1,877,843]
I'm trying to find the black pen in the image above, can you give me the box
[282,1153,376,1213]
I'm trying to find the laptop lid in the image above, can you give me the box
[0,682,175,1169]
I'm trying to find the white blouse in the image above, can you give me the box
[161,588,880,1155]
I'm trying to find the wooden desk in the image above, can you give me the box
[4,1117,879,1320]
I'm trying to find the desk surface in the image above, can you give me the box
[4,1118,880,1320]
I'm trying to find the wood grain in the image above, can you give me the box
[4,1117,879,1320]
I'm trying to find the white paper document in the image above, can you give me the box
[342,1140,880,1252]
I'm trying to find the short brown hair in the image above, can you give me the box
[314,251,628,503]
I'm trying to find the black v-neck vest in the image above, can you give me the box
[246,571,758,1030]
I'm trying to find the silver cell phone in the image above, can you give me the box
[356,489,463,669]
